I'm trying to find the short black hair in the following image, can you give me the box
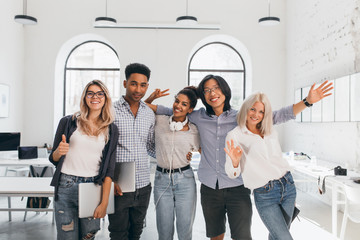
[177,86,199,109]
[197,74,232,115]
[125,63,151,81]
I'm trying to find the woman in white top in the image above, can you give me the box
[224,92,296,240]
[49,80,118,240]
[146,86,200,240]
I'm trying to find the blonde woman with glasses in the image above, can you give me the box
[49,80,118,240]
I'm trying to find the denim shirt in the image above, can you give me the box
[156,105,295,190]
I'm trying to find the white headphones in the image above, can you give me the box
[169,115,188,131]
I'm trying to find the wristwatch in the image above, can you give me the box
[302,98,313,107]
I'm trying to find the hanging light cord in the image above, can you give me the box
[268,0,271,17]
[23,0,27,15]
[105,0,108,17]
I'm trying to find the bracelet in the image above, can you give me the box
[302,98,313,107]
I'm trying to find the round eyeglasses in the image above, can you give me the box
[86,91,105,99]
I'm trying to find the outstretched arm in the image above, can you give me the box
[293,80,333,116]
[145,88,170,112]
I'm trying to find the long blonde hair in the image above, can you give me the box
[237,92,273,136]
[73,80,114,142]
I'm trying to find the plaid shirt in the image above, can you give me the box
[114,96,156,189]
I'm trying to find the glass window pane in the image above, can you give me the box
[311,83,322,122]
[67,42,119,69]
[350,73,360,121]
[301,87,311,122]
[295,89,302,122]
[335,76,350,122]
[65,70,120,115]
[322,80,335,122]
[190,43,244,70]
[189,71,244,110]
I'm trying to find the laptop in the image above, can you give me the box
[78,182,115,218]
[114,162,136,193]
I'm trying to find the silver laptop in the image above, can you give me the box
[114,162,136,193]
[78,182,115,218]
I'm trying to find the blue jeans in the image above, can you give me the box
[253,171,297,240]
[55,173,100,240]
[154,168,197,240]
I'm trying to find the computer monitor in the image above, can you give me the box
[0,132,21,151]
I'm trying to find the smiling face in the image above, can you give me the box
[85,84,106,113]
[172,94,193,121]
[123,73,149,104]
[246,101,265,130]
[203,78,226,115]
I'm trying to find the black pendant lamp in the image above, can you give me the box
[14,0,37,25]
[258,0,280,26]
[95,0,117,26]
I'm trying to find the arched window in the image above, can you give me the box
[64,41,120,115]
[188,42,246,110]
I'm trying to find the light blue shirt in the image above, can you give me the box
[156,105,295,189]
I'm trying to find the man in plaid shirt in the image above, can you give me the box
[108,63,156,240]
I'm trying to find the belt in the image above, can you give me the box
[156,165,190,173]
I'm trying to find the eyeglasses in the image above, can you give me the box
[203,86,221,95]
[86,91,105,99]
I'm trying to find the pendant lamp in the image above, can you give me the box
[14,0,37,25]
[176,0,197,25]
[94,0,117,26]
[258,0,280,26]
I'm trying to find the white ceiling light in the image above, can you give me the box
[94,0,117,26]
[258,0,280,26]
[176,0,197,25]
[14,0,37,25]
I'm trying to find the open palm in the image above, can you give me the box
[224,139,242,168]
[306,80,333,104]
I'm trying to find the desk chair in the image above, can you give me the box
[340,184,360,240]
[23,165,54,222]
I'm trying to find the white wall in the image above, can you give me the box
[2,0,287,147]
[284,0,360,169]
[0,1,24,143]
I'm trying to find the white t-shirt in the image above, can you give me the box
[61,129,105,177]
[225,126,291,191]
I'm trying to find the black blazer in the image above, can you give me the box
[49,115,118,200]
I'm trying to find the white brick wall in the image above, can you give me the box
[284,0,360,171]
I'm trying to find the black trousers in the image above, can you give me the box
[201,184,252,240]
[108,184,152,240]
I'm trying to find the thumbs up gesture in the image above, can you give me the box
[56,134,69,156]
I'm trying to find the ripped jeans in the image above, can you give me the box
[55,173,100,240]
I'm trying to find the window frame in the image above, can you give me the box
[63,40,120,116]
[187,41,246,100]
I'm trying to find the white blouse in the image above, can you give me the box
[225,126,291,191]
[61,129,105,177]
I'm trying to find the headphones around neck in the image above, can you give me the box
[169,115,188,131]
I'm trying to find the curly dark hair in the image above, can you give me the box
[177,86,199,109]
[125,63,151,81]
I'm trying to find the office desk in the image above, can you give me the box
[0,177,54,222]
[290,160,360,239]
[0,157,52,167]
